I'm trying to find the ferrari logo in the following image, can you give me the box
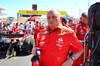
[41,35,45,40]
[61,30,65,35]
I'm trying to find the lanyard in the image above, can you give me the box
[47,28,59,34]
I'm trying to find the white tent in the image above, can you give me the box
[0,7,7,10]
[0,6,7,16]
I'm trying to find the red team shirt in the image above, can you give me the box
[75,21,90,40]
[36,26,83,66]
[12,25,20,33]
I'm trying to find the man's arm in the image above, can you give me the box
[62,50,83,66]
[32,47,36,55]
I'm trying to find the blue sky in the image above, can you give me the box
[0,0,100,18]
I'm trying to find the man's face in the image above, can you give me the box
[62,22,66,26]
[36,22,39,25]
[69,21,73,26]
[80,16,87,25]
[47,10,60,29]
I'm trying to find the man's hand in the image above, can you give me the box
[32,47,36,55]
[62,58,73,66]
[62,50,83,66]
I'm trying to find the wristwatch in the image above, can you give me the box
[71,56,76,61]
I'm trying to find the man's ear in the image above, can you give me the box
[60,17,62,21]
[60,17,62,23]
[80,17,82,20]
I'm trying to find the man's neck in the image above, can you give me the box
[49,23,62,30]
[50,26,57,30]
[81,22,86,26]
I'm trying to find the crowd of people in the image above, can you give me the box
[0,20,46,34]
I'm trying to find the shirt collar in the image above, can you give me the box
[46,23,64,34]
[47,23,64,30]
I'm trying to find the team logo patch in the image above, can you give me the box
[61,30,65,35]
[41,35,45,40]
[80,30,83,32]
[56,37,64,44]
[44,31,47,34]
[80,26,82,29]
[58,37,63,41]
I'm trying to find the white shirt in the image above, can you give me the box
[20,25,24,29]
[28,24,32,30]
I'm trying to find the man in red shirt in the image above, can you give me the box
[68,19,75,31]
[12,23,20,33]
[32,9,83,66]
[61,17,70,28]
[39,22,46,31]
[75,12,90,40]
[34,21,40,43]
[74,12,90,65]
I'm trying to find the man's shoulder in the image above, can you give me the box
[74,21,81,24]
[39,28,48,34]
[39,26,74,34]
[75,22,81,28]
[60,26,74,34]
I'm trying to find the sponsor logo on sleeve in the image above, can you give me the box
[43,31,47,34]
[41,35,45,40]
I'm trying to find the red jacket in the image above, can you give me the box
[36,26,83,66]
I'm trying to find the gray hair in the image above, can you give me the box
[47,9,61,17]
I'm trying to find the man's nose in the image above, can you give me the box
[49,17,53,20]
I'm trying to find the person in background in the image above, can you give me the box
[7,23,12,34]
[73,12,90,65]
[34,21,40,44]
[20,23,24,30]
[32,23,35,33]
[42,23,46,27]
[27,22,32,34]
[2,23,7,31]
[12,23,20,33]
[10,23,14,30]
[24,21,28,29]
[68,20,73,27]
[61,17,70,28]
[7,23,11,31]
[39,22,46,31]
[75,12,90,40]
[0,21,2,30]
[0,20,4,51]
[68,19,75,31]
[32,9,83,66]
